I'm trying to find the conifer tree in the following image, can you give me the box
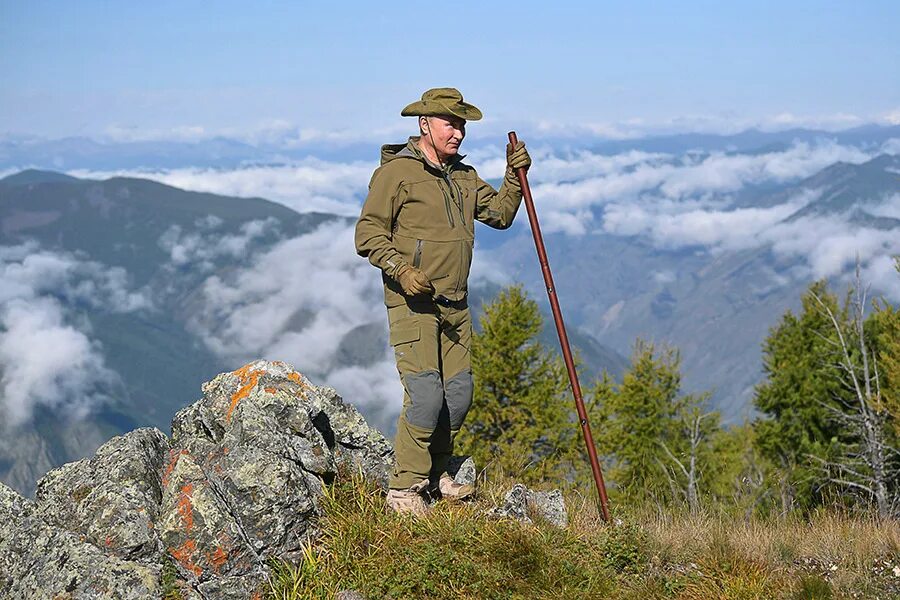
[706,423,770,514]
[457,285,572,483]
[752,281,847,513]
[872,258,900,436]
[591,341,718,507]
[815,267,899,517]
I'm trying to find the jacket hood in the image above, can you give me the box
[380,137,465,170]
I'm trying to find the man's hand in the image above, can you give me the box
[506,140,531,172]
[396,264,434,296]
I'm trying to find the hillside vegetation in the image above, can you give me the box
[268,261,900,599]
[264,471,900,599]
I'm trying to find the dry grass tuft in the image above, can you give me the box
[265,468,900,599]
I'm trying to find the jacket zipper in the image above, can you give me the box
[413,239,423,268]
[439,177,455,228]
[452,178,465,226]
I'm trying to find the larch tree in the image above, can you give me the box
[456,285,573,483]
[590,340,718,509]
[752,281,848,514]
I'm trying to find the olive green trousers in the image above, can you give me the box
[387,299,473,490]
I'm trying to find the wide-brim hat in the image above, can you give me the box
[401,87,482,121]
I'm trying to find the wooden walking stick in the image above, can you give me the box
[508,131,611,521]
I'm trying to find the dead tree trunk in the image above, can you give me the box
[660,410,710,513]
[812,266,896,518]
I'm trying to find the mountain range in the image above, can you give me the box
[484,152,900,421]
[3,124,898,171]
[0,127,897,496]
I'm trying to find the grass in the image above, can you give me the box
[265,470,900,600]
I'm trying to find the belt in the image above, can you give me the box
[433,295,468,309]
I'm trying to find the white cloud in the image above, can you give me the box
[860,255,900,302]
[531,111,879,141]
[0,242,152,426]
[0,242,152,313]
[764,112,865,131]
[0,297,115,425]
[528,140,873,221]
[96,119,414,149]
[862,194,900,220]
[486,137,896,239]
[158,216,280,272]
[882,108,900,126]
[652,270,677,284]
[70,159,376,216]
[324,360,402,432]
[103,124,209,143]
[766,216,900,283]
[469,243,514,289]
[182,221,403,416]
[602,191,815,251]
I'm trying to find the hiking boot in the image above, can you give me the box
[436,474,475,501]
[386,480,429,517]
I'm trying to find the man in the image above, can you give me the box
[355,87,531,515]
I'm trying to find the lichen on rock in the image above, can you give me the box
[491,483,569,528]
[34,427,170,561]
[0,359,395,599]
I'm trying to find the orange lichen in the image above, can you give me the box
[162,449,189,488]
[170,540,203,578]
[285,370,311,399]
[205,545,228,574]
[227,364,266,422]
[177,484,195,533]
[264,386,277,394]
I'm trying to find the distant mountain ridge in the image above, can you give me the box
[483,153,900,422]
[787,154,900,222]
[1,140,897,493]
[0,169,627,495]
[3,125,898,170]
[0,171,344,494]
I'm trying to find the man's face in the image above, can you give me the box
[422,115,466,159]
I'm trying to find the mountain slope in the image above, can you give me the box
[0,171,627,495]
[484,154,900,421]
[0,173,343,493]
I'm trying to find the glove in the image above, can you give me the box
[506,140,531,172]
[395,264,434,296]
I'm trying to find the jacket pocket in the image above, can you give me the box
[456,239,473,294]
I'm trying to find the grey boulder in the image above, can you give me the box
[491,483,569,528]
[0,359,394,599]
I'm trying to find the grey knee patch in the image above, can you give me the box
[403,370,444,429]
[444,369,473,429]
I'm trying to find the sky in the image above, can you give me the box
[1,0,899,141]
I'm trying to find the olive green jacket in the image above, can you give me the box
[355,137,523,307]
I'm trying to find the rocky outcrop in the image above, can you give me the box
[492,483,569,528]
[0,360,394,599]
[0,479,163,599]
[34,427,170,561]
[0,359,567,598]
